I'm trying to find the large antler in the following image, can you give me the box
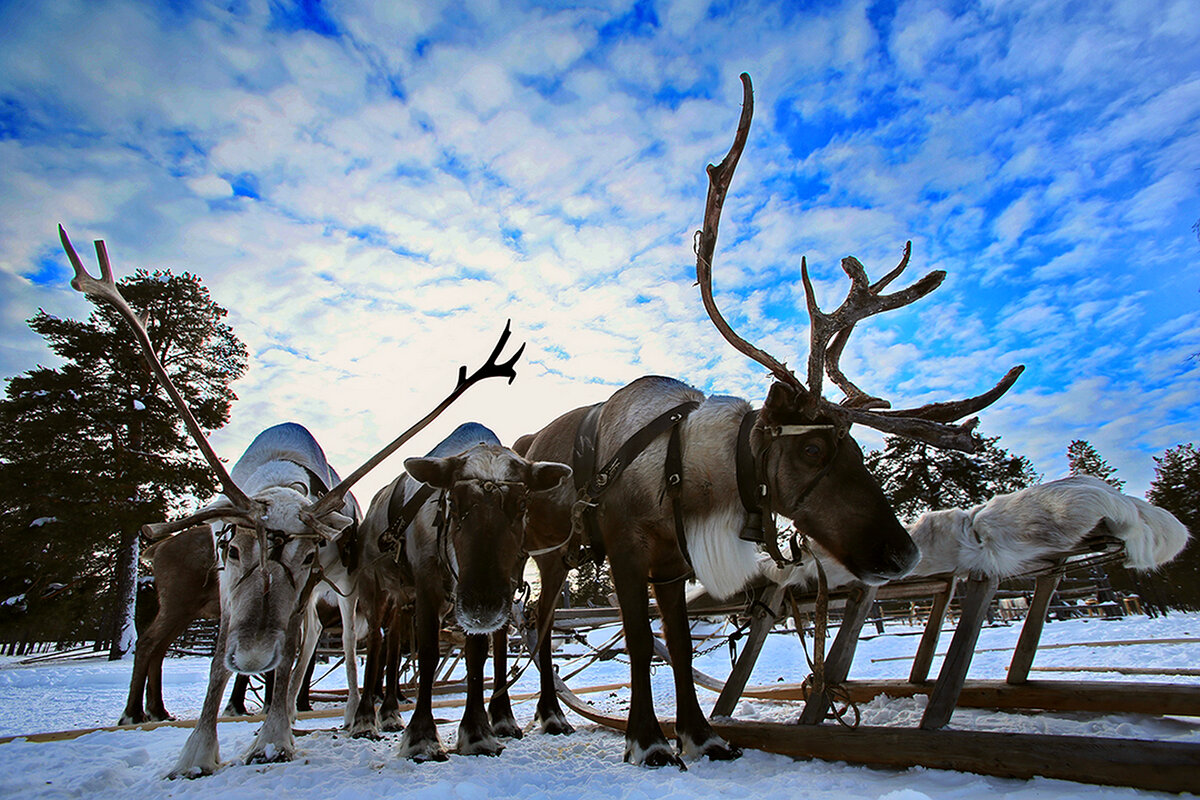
[693,77,1023,453]
[695,73,807,396]
[306,321,525,519]
[59,226,263,537]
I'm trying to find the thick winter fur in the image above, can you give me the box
[518,375,918,767]
[906,476,1189,578]
[170,423,360,778]
[355,423,571,758]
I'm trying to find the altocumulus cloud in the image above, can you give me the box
[1,0,1197,503]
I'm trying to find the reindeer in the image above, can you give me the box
[120,526,257,725]
[515,73,1025,768]
[352,422,570,759]
[58,226,524,777]
[120,524,353,727]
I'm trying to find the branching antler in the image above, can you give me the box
[695,73,806,395]
[59,225,263,533]
[308,320,526,518]
[693,78,1024,453]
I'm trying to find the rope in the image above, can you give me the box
[791,538,860,729]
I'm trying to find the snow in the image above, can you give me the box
[29,517,57,528]
[1,612,1199,799]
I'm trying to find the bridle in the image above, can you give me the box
[215,521,332,614]
[435,478,533,581]
[738,410,848,567]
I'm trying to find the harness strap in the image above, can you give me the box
[380,483,436,563]
[663,419,694,577]
[736,411,766,543]
[583,401,699,497]
[573,403,604,493]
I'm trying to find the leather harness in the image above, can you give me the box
[379,481,436,564]
[570,400,700,583]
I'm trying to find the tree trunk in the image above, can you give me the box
[107,528,139,660]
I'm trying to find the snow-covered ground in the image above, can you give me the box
[2,611,1199,799]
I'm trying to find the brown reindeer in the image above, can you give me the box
[352,423,570,758]
[515,73,1024,768]
[59,226,524,777]
[119,524,337,726]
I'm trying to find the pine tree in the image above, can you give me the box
[1066,439,1125,491]
[0,270,247,656]
[865,434,1040,522]
[1113,443,1200,612]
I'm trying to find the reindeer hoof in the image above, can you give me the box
[489,715,523,740]
[245,744,294,765]
[625,741,685,770]
[456,736,504,757]
[409,747,449,763]
[702,741,742,761]
[535,710,575,736]
[399,733,448,763]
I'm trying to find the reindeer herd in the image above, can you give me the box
[59,74,1027,777]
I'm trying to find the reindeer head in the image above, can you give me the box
[59,226,525,671]
[405,445,570,634]
[695,75,1023,584]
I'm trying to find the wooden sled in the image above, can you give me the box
[550,536,1200,793]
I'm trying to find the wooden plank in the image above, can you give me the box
[743,679,1200,717]
[909,581,954,684]
[712,584,786,718]
[921,573,998,730]
[1008,572,1062,684]
[712,721,1200,794]
[553,677,1200,793]
[1031,666,1200,677]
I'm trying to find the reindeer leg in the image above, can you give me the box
[350,593,384,738]
[611,551,681,769]
[379,601,406,732]
[532,553,573,734]
[487,625,522,738]
[398,583,448,762]
[225,674,251,716]
[457,633,503,755]
[170,625,232,778]
[124,608,186,724]
[286,600,320,718]
[654,579,740,761]
[244,615,301,764]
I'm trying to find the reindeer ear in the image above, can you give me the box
[528,461,571,493]
[404,456,457,489]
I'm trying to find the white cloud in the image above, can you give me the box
[1,0,1197,506]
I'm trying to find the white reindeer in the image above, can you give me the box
[60,226,524,777]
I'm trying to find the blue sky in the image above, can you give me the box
[1,0,1197,506]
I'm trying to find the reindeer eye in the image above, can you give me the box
[227,544,240,561]
[803,441,825,461]
[301,551,315,566]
